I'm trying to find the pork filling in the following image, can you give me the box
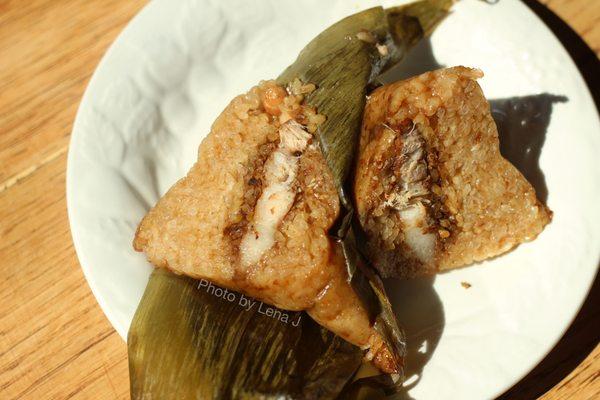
[223,80,325,267]
[365,119,451,265]
[240,121,312,266]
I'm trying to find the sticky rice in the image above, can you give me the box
[355,67,552,278]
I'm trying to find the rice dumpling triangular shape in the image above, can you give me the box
[134,79,397,371]
[354,67,552,278]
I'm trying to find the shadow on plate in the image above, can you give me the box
[496,0,600,398]
[491,94,567,203]
[382,38,443,83]
[385,277,444,400]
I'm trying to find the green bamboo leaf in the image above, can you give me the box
[129,270,363,400]
[279,7,387,204]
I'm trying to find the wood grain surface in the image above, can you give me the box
[0,1,598,399]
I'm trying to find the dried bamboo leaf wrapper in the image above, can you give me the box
[129,270,362,400]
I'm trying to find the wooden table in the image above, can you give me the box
[0,1,598,399]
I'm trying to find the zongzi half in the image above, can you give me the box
[134,78,400,371]
[354,67,552,279]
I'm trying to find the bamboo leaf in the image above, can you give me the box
[129,270,363,400]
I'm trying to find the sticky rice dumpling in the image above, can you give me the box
[134,80,397,371]
[354,67,552,278]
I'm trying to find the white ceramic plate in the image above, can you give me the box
[67,0,600,399]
